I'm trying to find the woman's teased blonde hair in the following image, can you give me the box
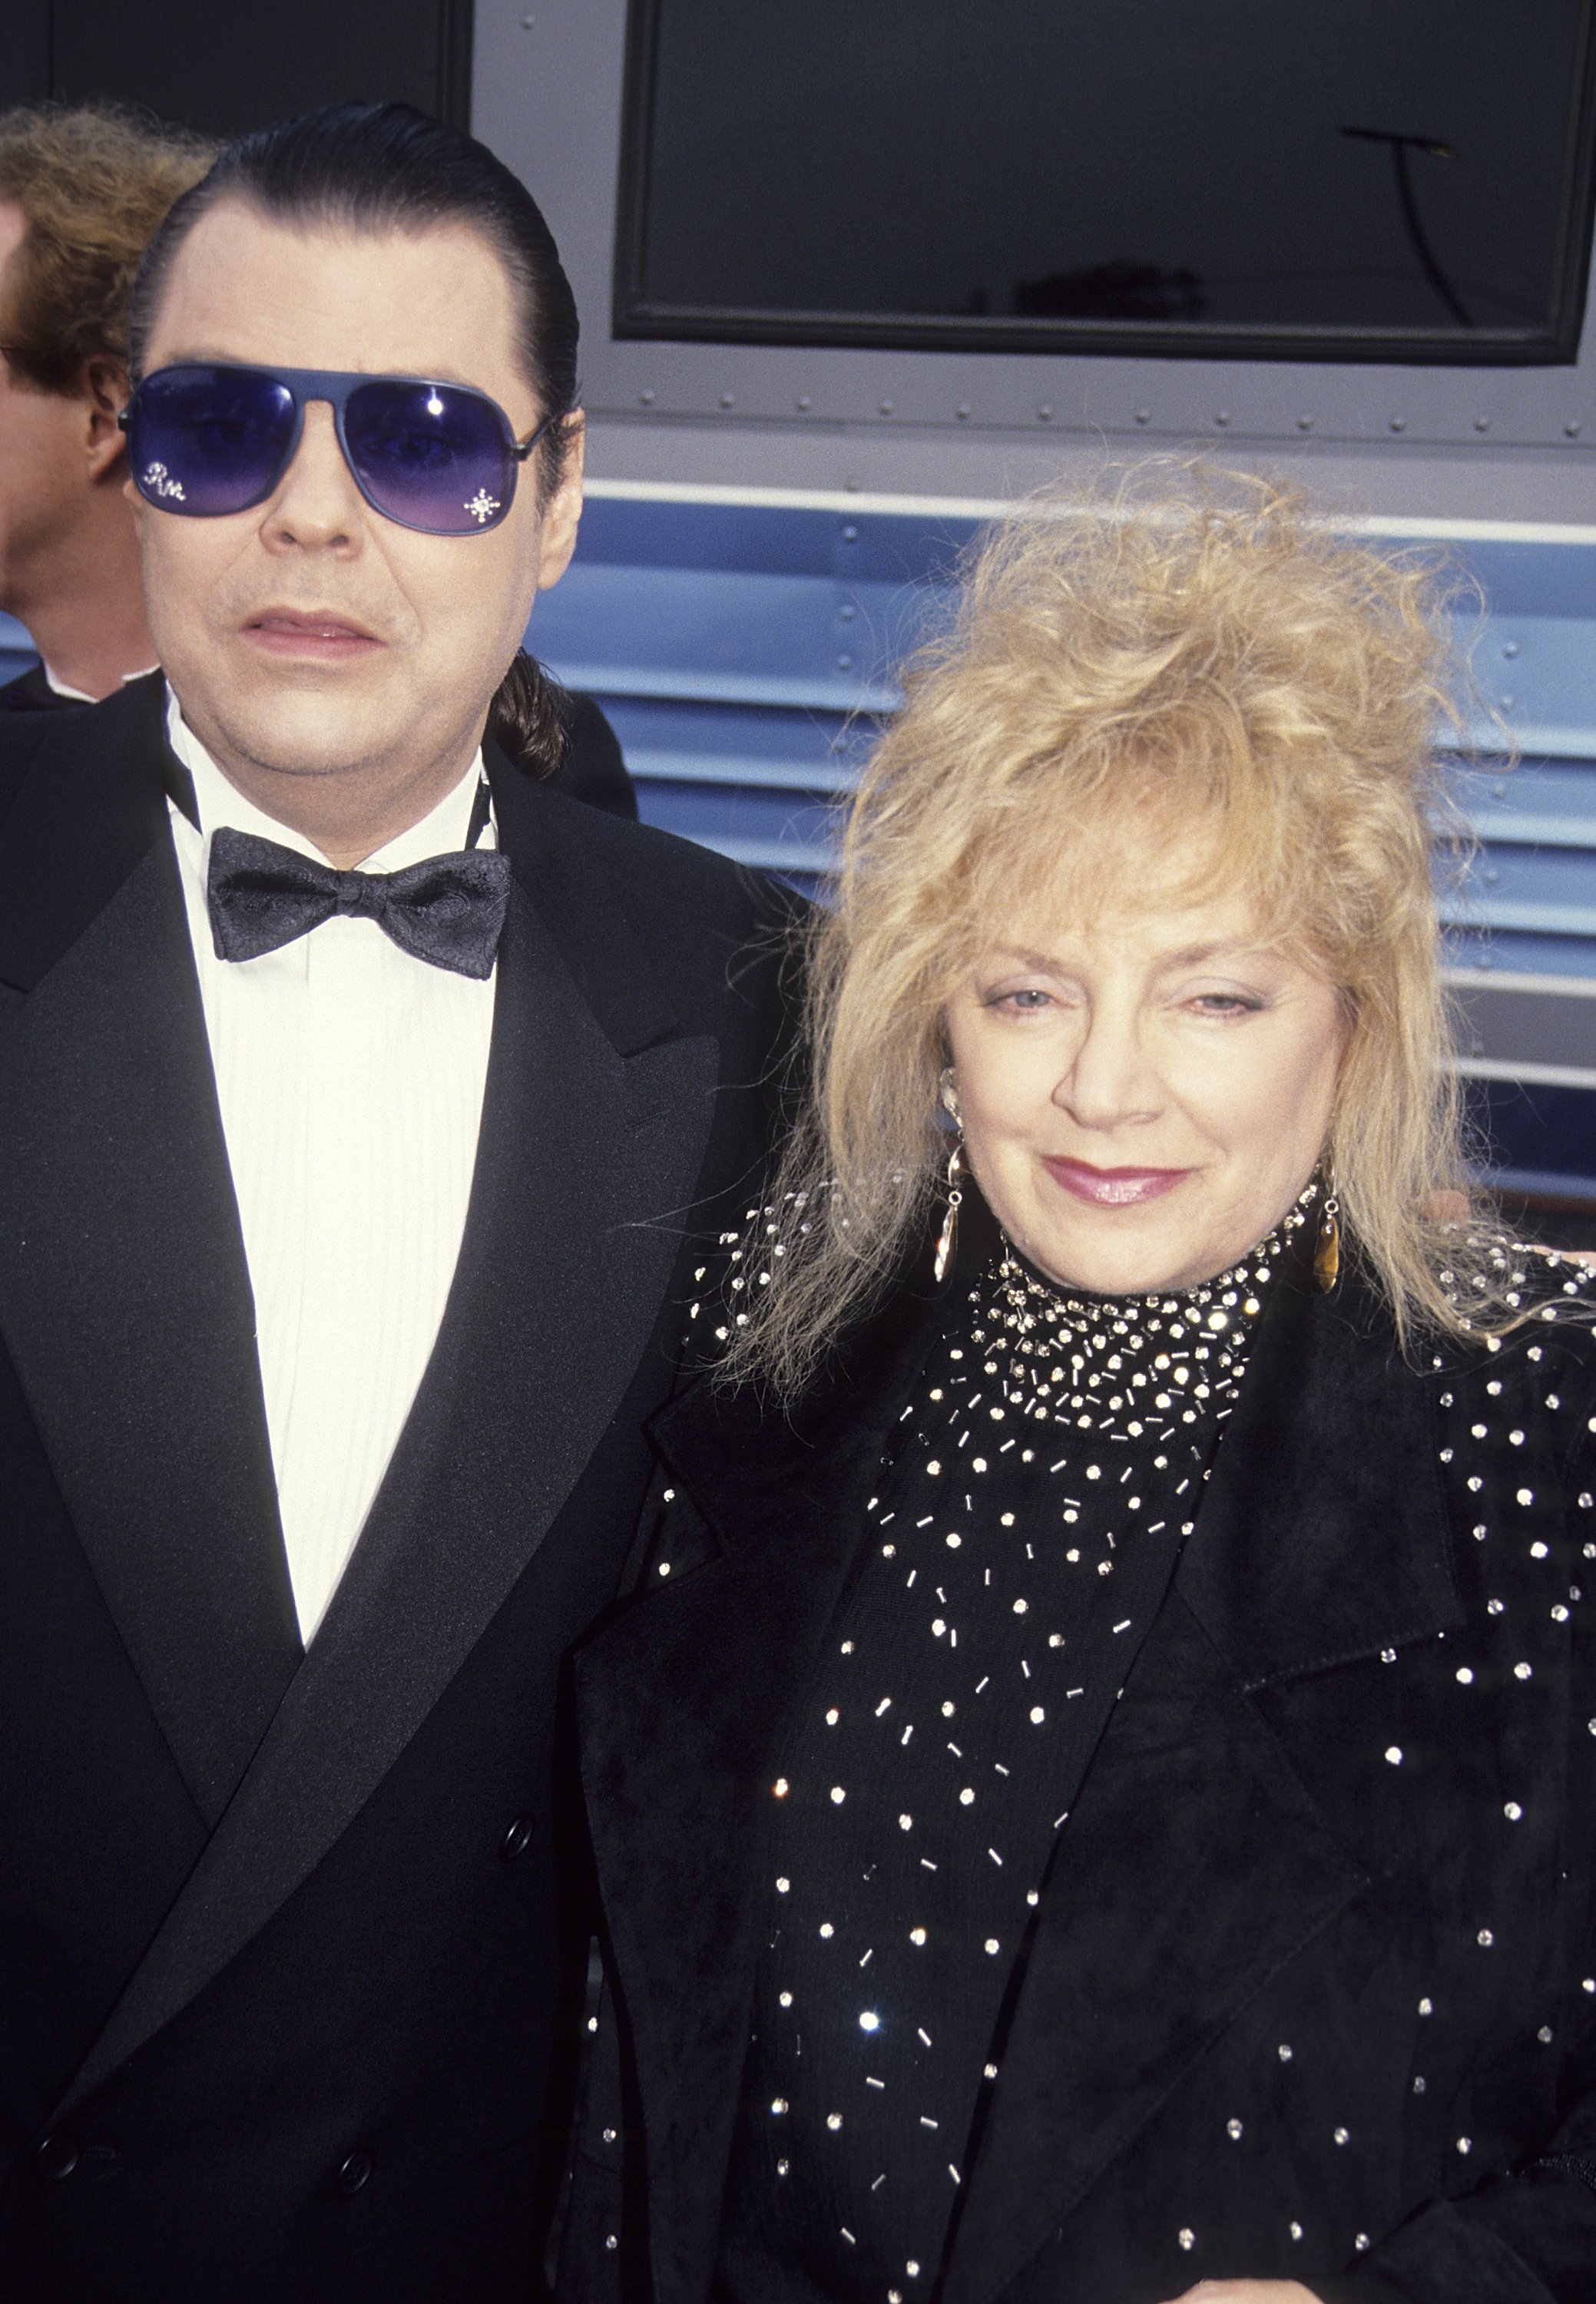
[727,464,1516,1398]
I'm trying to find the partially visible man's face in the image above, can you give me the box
[0,201,99,612]
[133,199,582,794]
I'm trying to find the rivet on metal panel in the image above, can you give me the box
[1567,420,1584,438]
[1134,408,1151,425]
[719,392,736,409]
[955,403,972,419]
[842,525,859,541]
[1297,415,1314,431]
[839,604,856,621]
[638,390,655,406]
[1502,641,1519,658]
[1214,411,1230,427]
[796,396,812,411]
[1038,405,1053,421]
[1500,695,1515,710]
[1389,416,1407,432]
[1473,416,1492,432]
[878,400,894,415]
[836,654,854,670]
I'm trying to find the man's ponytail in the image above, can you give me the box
[488,650,570,778]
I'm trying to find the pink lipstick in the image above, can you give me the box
[1043,1156,1193,1207]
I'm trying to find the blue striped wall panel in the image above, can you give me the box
[0,614,34,688]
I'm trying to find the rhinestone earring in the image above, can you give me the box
[934,1068,965,1283]
[934,1140,966,1285]
[1313,1164,1341,1293]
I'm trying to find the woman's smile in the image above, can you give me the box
[1041,1154,1194,1207]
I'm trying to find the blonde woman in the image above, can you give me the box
[559,480,1596,2304]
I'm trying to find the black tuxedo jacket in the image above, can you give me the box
[565,1244,1596,2304]
[0,675,797,2302]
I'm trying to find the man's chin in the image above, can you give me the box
[174,668,411,780]
[208,709,409,783]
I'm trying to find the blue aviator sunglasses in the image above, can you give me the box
[121,363,555,536]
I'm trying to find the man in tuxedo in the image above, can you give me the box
[0,101,793,2302]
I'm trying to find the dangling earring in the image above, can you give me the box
[934,1140,966,1284]
[1313,1165,1341,1294]
[934,1068,965,1283]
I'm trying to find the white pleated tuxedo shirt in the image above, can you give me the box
[166,698,498,1641]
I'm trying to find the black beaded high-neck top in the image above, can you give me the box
[714,1193,1315,2304]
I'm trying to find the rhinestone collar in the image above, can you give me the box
[972,1180,1318,1439]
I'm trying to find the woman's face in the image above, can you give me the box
[942,863,1347,1297]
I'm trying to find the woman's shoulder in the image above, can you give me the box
[1427,1240,1596,1365]
[1422,1240,1596,1458]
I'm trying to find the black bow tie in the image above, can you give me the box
[206,826,512,980]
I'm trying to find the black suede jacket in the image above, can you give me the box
[561,1236,1596,2304]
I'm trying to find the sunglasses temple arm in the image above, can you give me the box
[512,411,563,462]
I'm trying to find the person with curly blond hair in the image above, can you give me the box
[561,473,1596,2304]
[0,102,216,703]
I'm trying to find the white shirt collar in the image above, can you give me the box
[164,687,492,867]
[41,660,159,705]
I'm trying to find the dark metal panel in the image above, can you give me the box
[35,0,472,135]
[0,0,50,106]
[614,0,1596,371]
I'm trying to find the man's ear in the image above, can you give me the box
[83,356,131,482]
[533,411,586,591]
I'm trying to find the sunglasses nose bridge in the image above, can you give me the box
[265,393,368,536]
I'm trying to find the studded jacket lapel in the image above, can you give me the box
[53,780,724,2123]
[939,1591,1366,2304]
[0,685,300,1828]
[1177,1258,1464,1687]
[941,1265,1464,2302]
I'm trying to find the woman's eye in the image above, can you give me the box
[1188,991,1262,1016]
[993,987,1053,1012]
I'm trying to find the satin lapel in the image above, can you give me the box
[945,1269,1462,2303]
[55,876,720,2119]
[0,700,299,1828]
[576,1291,943,2304]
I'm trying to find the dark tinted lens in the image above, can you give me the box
[343,380,514,534]
[128,367,297,516]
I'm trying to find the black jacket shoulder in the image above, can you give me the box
[0,697,69,826]
[487,741,808,1043]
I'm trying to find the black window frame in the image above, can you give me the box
[613,0,1596,367]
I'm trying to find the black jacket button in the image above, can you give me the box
[36,2136,81,2181]
[337,2150,373,2195]
[500,1815,535,1860]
